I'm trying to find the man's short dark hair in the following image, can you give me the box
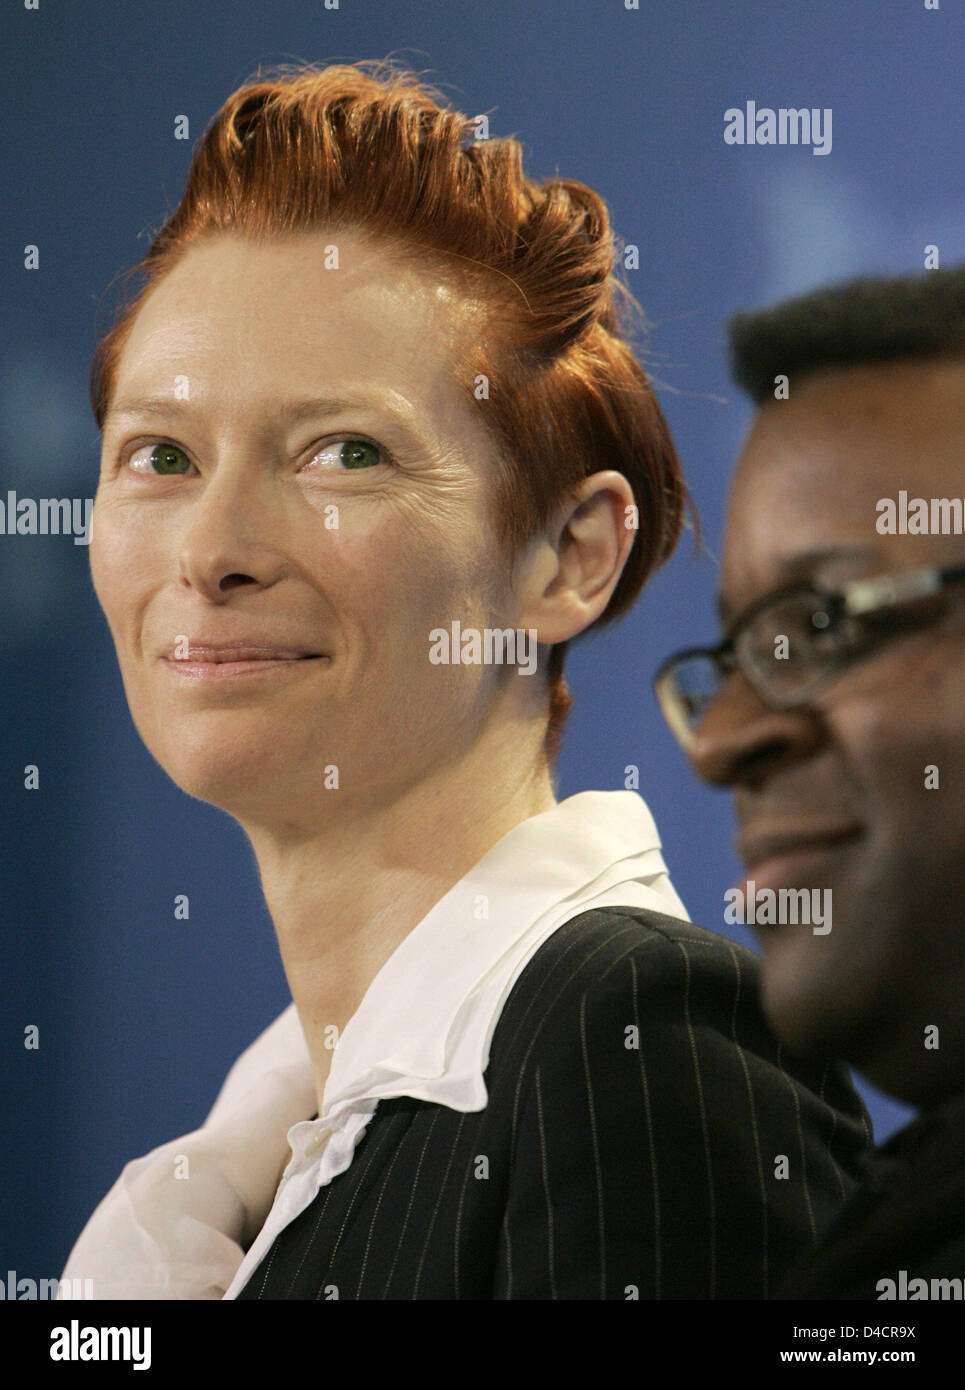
[729,264,965,404]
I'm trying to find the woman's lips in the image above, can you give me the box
[160,647,327,680]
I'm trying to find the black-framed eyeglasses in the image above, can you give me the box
[653,562,965,753]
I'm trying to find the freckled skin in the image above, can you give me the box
[689,359,965,1106]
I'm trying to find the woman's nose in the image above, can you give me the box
[176,464,289,601]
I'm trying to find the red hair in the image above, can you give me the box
[91,60,690,761]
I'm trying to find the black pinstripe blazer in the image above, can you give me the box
[236,906,872,1300]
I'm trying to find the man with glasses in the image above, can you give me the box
[656,266,965,1297]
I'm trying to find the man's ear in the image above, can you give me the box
[514,470,637,644]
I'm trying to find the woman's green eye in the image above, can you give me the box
[339,439,381,469]
[307,439,383,471]
[127,438,382,476]
[129,443,192,475]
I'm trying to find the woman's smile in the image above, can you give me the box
[160,651,329,681]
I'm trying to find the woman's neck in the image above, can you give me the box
[242,726,557,1114]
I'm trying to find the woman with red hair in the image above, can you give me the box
[63,61,869,1300]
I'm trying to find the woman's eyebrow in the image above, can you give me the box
[277,394,422,434]
[104,391,424,435]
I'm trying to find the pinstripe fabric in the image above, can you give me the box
[235,907,873,1300]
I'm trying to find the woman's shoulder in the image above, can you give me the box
[484,901,798,1091]
[487,903,866,1143]
[516,904,762,994]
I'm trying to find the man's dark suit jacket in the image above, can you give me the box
[780,1088,965,1299]
[236,907,872,1300]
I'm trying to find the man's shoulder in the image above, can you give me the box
[780,1094,965,1297]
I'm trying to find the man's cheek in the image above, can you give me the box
[833,686,930,793]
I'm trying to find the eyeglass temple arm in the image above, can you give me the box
[843,563,965,617]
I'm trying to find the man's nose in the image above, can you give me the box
[688,674,825,786]
[177,461,289,602]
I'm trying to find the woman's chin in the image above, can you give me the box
[149,737,315,818]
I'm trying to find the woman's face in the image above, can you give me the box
[91,229,529,827]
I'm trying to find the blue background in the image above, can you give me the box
[3,0,958,1281]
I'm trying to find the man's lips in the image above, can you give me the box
[733,823,863,922]
[737,822,863,873]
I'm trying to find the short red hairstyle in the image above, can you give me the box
[91,60,690,761]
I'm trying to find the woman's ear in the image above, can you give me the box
[513,470,637,644]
